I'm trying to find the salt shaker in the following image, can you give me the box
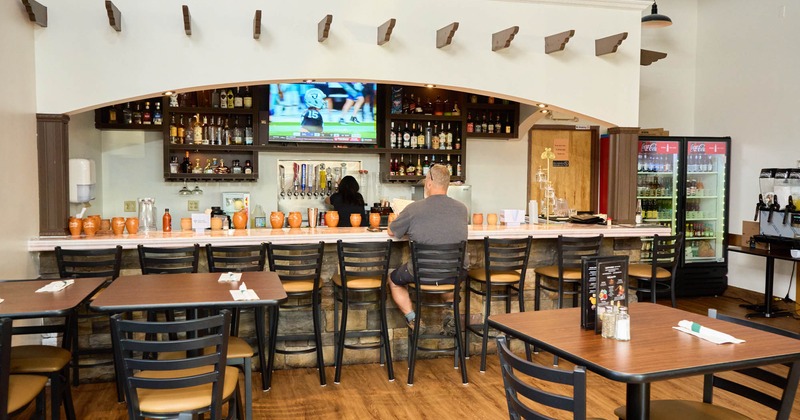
[615,307,631,341]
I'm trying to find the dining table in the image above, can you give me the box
[89,271,288,392]
[488,302,800,419]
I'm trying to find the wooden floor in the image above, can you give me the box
[38,294,800,419]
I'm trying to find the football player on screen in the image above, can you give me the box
[300,88,326,133]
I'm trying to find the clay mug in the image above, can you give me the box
[324,210,339,228]
[100,219,111,233]
[472,213,484,225]
[82,217,98,236]
[387,213,397,226]
[369,212,381,229]
[287,212,302,228]
[270,212,285,229]
[180,217,192,231]
[68,217,83,238]
[233,209,248,230]
[111,217,125,235]
[349,213,362,228]
[487,213,498,226]
[211,216,225,231]
[88,215,102,230]
[125,217,139,235]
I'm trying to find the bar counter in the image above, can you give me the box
[28,223,669,251]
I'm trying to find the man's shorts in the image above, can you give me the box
[389,262,465,287]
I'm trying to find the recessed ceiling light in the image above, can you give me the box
[163,91,175,96]
[425,84,436,88]
[537,103,547,108]
[304,79,315,83]
[540,109,549,114]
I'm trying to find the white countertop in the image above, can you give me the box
[28,223,670,251]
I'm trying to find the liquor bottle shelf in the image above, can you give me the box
[163,173,258,182]
[95,123,163,131]
[386,149,464,155]
[387,114,463,122]
[167,144,258,152]
[166,106,255,115]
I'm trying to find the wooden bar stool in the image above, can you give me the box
[533,235,603,310]
[332,240,394,384]
[465,236,532,372]
[627,233,684,307]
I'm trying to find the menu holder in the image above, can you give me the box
[581,256,629,333]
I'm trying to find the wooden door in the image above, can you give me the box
[528,125,599,214]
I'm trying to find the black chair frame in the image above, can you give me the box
[206,243,267,334]
[1,318,47,420]
[630,233,684,307]
[534,235,603,310]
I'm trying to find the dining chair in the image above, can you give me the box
[465,236,532,372]
[407,241,468,386]
[55,245,122,389]
[496,335,603,420]
[110,310,240,420]
[627,233,684,307]
[267,242,327,386]
[534,235,604,311]
[137,244,200,332]
[332,240,394,384]
[1,318,49,420]
[614,308,800,420]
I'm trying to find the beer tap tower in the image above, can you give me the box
[276,159,362,225]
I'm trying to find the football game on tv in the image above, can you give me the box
[268,82,378,144]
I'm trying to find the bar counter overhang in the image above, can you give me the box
[28,223,670,251]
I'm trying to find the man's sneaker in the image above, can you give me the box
[338,117,348,125]
[442,314,457,337]
[350,116,361,124]
[406,318,427,335]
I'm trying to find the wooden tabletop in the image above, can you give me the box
[0,277,106,318]
[728,245,800,262]
[489,302,800,384]
[89,271,288,312]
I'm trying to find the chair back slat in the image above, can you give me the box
[56,245,123,280]
[268,242,325,286]
[651,233,684,277]
[558,235,603,271]
[206,243,267,273]
[138,244,200,275]
[484,237,532,283]
[110,311,230,420]
[337,240,392,291]
[410,242,465,285]
[496,335,588,419]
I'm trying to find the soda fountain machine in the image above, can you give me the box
[753,168,800,247]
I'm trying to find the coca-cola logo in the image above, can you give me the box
[689,143,706,153]
[641,142,657,152]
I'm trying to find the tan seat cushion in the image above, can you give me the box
[8,375,47,413]
[331,273,382,289]
[614,400,751,420]
[467,269,521,283]
[282,280,318,293]
[628,263,672,279]
[134,365,238,415]
[158,336,253,360]
[534,265,583,280]
[10,345,71,373]
[408,283,455,291]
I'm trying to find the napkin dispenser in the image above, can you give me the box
[69,158,96,203]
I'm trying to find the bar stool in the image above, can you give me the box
[465,236,532,372]
[332,240,394,384]
[407,241,467,386]
[267,242,327,386]
[138,244,200,326]
[533,235,603,310]
[206,243,267,420]
[628,233,684,307]
[54,245,122,390]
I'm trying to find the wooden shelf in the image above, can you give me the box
[167,144,258,152]
[387,114,463,122]
[163,173,258,182]
[95,123,162,131]
[166,106,255,115]
[386,149,463,155]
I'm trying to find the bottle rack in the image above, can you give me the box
[464,95,519,139]
[94,97,164,131]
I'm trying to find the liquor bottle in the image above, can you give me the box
[180,151,191,173]
[169,156,179,174]
[211,89,220,108]
[416,156,422,175]
[222,118,231,145]
[232,117,243,145]
[407,94,416,114]
[108,106,117,124]
[422,156,430,176]
[244,160,253,174]
[446,154,453,175]
[495,113,502,134]
[466,112,474,133]
[454,136,462,150]
[425,122,432,149]
[234,87,243,108]
[410,123,418,149]
[417,124,426,149]
[201,115,210,145]
[216,116,224,145]
[397,156,406,176]
[162,208,172,232]
[431,124,440,150]
[243,86,253,108]
[481,113,488,133]
[402,123,411,148]
[226,88,235,109]
[177,115,185,144]
[169,115,178,144]
[504,114,512,134]
[194,158,204,174]
[123,103,133,124]
[390,122,397,148]
[635,200,643,224]
[193,115,203,145]
[389,157,396,176]
[406,157,416,176]
[456,155,462,177]
[219,89,228,109]
[440,124,448,150]
[244,116,254,145]
[153,102,162,125]
[487,112,494,134]
[132,103,143,124]
[231,159,243,174]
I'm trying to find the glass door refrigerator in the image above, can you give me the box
[637,136,731,297]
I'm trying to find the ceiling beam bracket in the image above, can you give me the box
[21,0,47,27]
[492,26,519,52]
[105,1,121,32]
[436,22,459,48]
[253,10,262,40]
[595,32,628,56]
[182,5,191,36]
[545,30,575,54]
[377,18,396,46]
[640,49,667,66]
[318,14,333,43]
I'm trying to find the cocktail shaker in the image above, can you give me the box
[307,208,319,228]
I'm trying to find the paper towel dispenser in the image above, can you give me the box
[69,158,96,203]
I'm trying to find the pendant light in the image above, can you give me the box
[642,1,672,28]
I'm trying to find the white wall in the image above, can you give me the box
[33,0,646,127]
[0,2,39,278]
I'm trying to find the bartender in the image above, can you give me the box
[325,175,366,227]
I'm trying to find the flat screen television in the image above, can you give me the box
[268,82,378,144]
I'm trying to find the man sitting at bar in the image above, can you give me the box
[387,164,468,335]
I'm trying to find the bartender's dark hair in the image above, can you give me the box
[338,175,365,206]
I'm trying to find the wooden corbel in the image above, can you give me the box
[318,14,333,42]
[182,5,191,36]
[253,10,261,40]
[640,49,667,66]
[21,0,47,27]
[436,22,459,48]
[492,26,519,52]
[377,18,396,46]
[544,30,574,54]
[105,1,121,32]
[595,32,628,56]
